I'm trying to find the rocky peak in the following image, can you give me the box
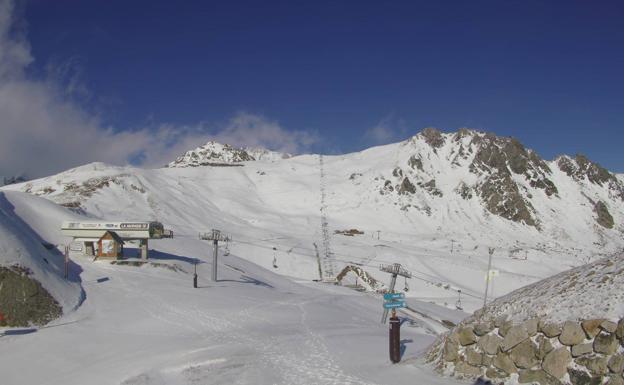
[557,154,615,186]
[418,127,446,149]
[167,141,289,168]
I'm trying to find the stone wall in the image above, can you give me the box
[426,316,624,385]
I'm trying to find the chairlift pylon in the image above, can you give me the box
[455,289,463,310]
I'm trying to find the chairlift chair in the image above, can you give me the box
[272,246,278,268]
[403,276,409,292]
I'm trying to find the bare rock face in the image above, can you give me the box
[594,333,619,355]
[419,127,446,149]
[542,348,572,379]
[501,325,530,352]
[398,177,417,195]
[594,201,615,229]
[560,321,586,346]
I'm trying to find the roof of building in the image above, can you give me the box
[99,231,125,244]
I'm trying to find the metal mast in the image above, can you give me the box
[319,155,336,282]
[379,263,412,323]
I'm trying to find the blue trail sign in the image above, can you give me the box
[383,301,406,309]
[383,292,405,301]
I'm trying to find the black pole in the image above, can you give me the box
[389,315,401,363]
[193,259,198,288]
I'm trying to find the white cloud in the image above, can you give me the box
[0,0,316,178]
[363,114,406,145]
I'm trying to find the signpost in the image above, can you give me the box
[379,263,412,324]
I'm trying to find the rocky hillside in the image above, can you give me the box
[166,141,290,167]
[425,253,624,384]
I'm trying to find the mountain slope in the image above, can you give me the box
[2,128,622,313]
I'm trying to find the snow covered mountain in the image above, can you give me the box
[166,141,290,167]
[2,128,623,312]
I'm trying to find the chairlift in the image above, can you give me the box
[272,246,278,268]
[403,276,409,292]
[455,289,463,311]
[224,240,230,256]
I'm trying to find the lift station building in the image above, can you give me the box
[61,221,170,259]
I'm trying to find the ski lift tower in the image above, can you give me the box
[199,229,231,282]
[379,263,412,324]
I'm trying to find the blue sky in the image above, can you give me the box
[1,0,623,176]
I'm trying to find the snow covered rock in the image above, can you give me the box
[166,141,289,167]
[426,252,624,384]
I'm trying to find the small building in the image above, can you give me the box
[97,231,125,259]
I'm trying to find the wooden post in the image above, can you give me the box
[389,314,401,363]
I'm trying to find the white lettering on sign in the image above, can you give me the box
[120,223,148,230]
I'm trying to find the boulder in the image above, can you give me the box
[524,318,539,336]
[518,369,562,385]
[454,361,482,378]
[601,320,618,333]
[457,326,478,346]
[607,375,624,385]
[543,348,572,379]
[571,343,594,357]
[466,347,484,366]
[608,354,624,374]
[577,355,609,376]
[501,325,529,351]
[474,322,494,336]
[510,339,539,369]
[495,315,508,328]
[443,336,459,362]
[594,333,619,355]
[499,320,514,337]
[541,322,563,338]
[478,334,502,355]
[582,319,606,339]
[567,368,602,385]
[560,321,586,346]
[537,335,555,360]
[493,352,517,375]
[616,319,624,339]
[485,366,507,379]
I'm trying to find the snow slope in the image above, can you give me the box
[0,191,82,313]
[4,129,622,314]
[0,193,466,385]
